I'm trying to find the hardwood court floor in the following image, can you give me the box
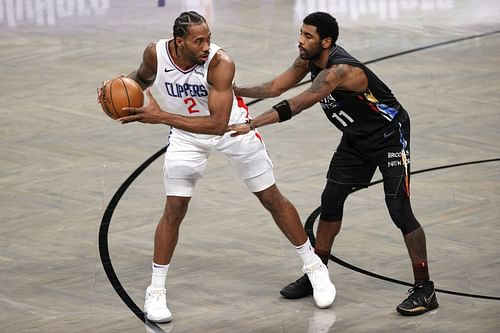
[1,0,499,332]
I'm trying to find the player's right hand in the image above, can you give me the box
[120,88,165,124]
[227,122,251,137]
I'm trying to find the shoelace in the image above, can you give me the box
[149,289,166,302]
[407,284,425,295]
[304,264,328,291]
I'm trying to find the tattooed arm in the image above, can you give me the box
[228,63,367,135]
[233,56,310,98]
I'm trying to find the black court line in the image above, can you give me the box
[98,30,500,329]
[304,158,500,301]
[98,147,166,330]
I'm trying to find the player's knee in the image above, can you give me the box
[255,184,285,212]
[164,197,190,223]
[319,182,350,222]
[385,196,420,234]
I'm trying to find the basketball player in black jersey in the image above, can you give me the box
[228,12,438,316]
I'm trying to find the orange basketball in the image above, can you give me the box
[99,77,144,120]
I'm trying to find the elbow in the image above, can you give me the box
[212,123,228,136]
[214,128,226,136]
[268,79,292,97]
[269,87,284,98]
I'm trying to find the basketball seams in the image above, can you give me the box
[119,77,132,115]
[130,79,144,106]
[127,78,144,108]
[109,79,122,119]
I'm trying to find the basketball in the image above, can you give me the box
[99,77,144,119]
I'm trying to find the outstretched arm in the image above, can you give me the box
[233,56,310,98]
[229,64,366,136]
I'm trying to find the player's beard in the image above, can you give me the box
[299,43,322,60]
[183,47,208,66]
[189,53,206,66]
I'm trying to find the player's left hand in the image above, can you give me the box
[227,122,251,137]
[96,80,110,105]
[120,89,166,124]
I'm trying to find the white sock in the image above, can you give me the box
[295,239,321,267]
[151,262,169,289]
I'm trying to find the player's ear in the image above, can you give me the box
[174,36,184,48]
[321,37,333,49]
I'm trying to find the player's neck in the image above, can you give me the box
[168,40,196,70]
[312,48,333,69]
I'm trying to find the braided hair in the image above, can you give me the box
[173,11,207,54]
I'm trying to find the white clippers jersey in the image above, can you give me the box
[152,39,248,129]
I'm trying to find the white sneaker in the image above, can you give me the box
[144,286,172,323]
[302,262,336,309]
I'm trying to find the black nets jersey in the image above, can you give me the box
[310,45,406,136]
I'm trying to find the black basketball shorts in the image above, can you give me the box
[326,112,411,198]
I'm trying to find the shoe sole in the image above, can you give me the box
[315,300,334,309]
[313,285,336,309]
[396,302,439,316]
[280,289,313,299]
[145,311,173,323]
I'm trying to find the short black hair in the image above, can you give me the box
[173,11,206,39]
[303,12,339,44]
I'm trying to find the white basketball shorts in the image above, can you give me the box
[163,128,274,196]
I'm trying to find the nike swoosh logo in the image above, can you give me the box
[424,291,435,304]
[152,263,165,268]
[384,129,396,138]
[164,68,176,72]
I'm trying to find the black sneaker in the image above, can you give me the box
[397,281,439,316]
[280,274,313,299]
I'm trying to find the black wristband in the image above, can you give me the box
[272,99,292,122]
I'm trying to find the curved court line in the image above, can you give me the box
[304,158,500,301]
[98,30,500,329]
[98,147,166,330]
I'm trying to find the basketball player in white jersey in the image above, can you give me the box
[99,11,335,323]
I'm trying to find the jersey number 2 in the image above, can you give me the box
[184,97,200,113]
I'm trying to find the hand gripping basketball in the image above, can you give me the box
[97,76,144,120]
[119,89,166,124]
